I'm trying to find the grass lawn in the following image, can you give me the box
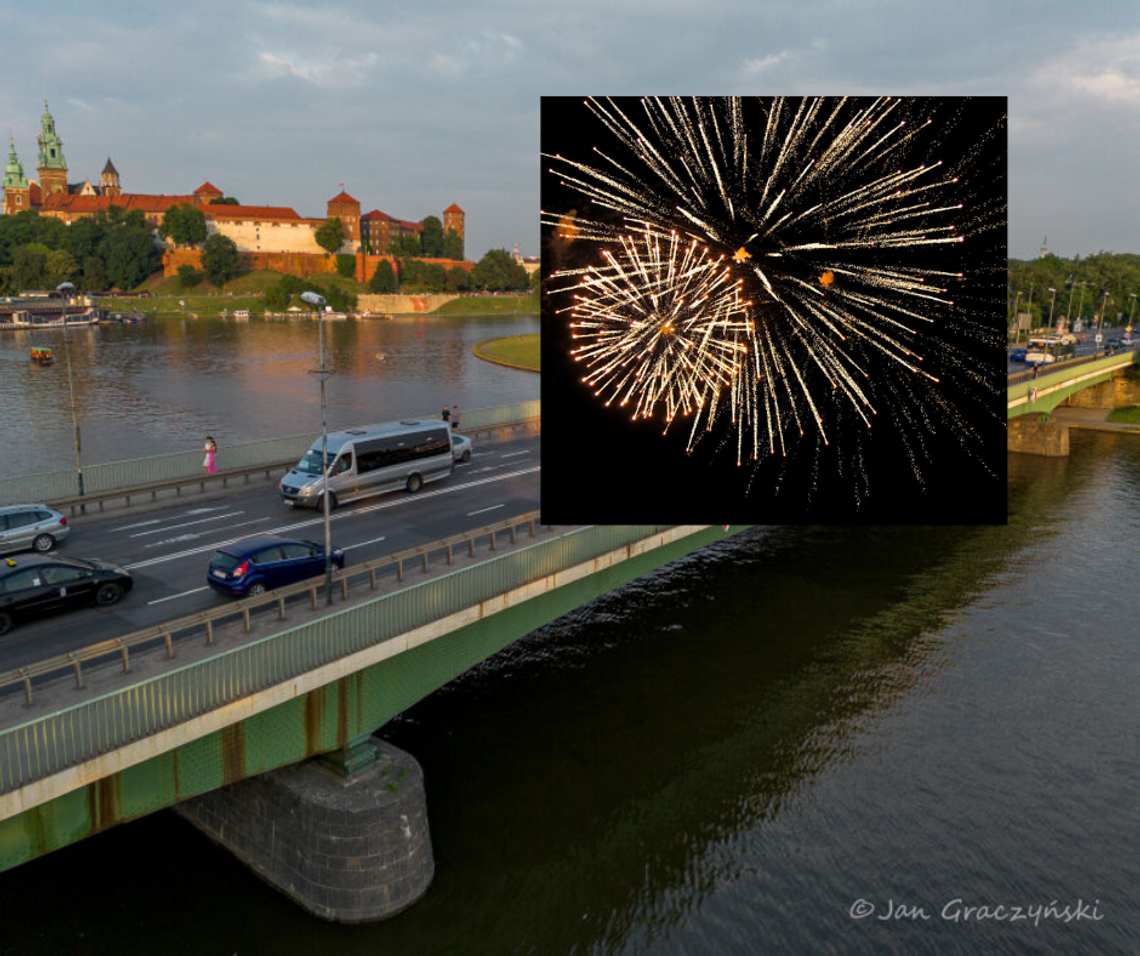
[434,295,538,315]
[473,334,540,371]
[1107,406,1140,424]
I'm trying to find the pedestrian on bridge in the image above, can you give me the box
[451,405,461,430]
[203,436,217,475]
[441,406,451,425]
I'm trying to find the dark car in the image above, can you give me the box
[1009,348,1027,362]
[207,535,346,598]
[0,555,132,636]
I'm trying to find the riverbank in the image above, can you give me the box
[473,334,540,371]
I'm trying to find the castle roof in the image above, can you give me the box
[443,203,464,214]
[193,181,223,196]
[203,204,302,221]
[396,219,423,232]
[102,157,118,176]
[328,190,359,205]
[41,192,193,214]
[362,209,394,221]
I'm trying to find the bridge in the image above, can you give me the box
[0,401,732,921]
[1007,349,1140,456]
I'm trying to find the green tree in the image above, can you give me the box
[446,266,470,292]
[422,262,448,292]
[389,232,421,256]
[315,217,346,255]
[107,206,147,230]
[201,233,241,286]
[65,217,108,264]
[177,263,203,289]
[442,228,464,261]
[470,248,530,292]
[81,255,107,292]
[100,227,161,289]
[209,196,240,205]
[159,203,208,247]
[264,282,290,311]
[11,244,49,290]
[368,259,397,293]
[44,249,78,288]
[530,267,541,295]
[421,216,443,257]
[335,253,357,278]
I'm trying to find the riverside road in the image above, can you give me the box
[0,433,540,671]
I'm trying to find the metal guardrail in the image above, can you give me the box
[0,510,546,705]
[0,400,542,507]
[1006,350,1133,387]
[1007,349,1139,406]
[0,521,679,794]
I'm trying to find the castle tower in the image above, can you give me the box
[36,101,68,198]
[3,137,31,215]
[327,188,361,246]
[101,157,121,198]
[443,203,465,242]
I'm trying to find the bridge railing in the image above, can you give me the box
[0,400,541,507]
[0,520,679,795]
[1007,349,1139,409]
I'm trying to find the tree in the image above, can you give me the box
[209,196,240,205]
[201,233,241,286]
[368,260,397,293]
[177,263,203,289]
[65,217,108,264]
[470,248,530,292]
[335,253,356,278]
[530,267,542,295]
[389,232,421,257]
[159,203,207,247]
[11,244,48,290]
[315,217,346,255]
[44,249,78,288]
[442,228,464,261]
[446,266,470,293]
[421,216,443,258]
[264,282,290,311]
[100,227,161,289]
[422,262,448,292]
[81,255,107,292]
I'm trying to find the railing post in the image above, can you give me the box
[161,628,174,659]
[446,543,453,566]
[422,553,429,574]
[70,655,83,689]
[242,607,251,633]
[205,619,215,646]
[19,669,32,706]
[397,559,404,582]
[120,643,131,673]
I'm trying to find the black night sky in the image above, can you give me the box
[539,96,1007,525]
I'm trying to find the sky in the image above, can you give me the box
[1,1,1137,261]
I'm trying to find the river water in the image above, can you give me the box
[0,328,1137,952]
[0,313,540,479]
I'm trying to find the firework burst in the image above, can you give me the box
[542,96,1006,502]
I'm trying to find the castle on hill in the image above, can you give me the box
[3,102,467,281]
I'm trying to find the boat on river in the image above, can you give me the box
[108,312,148,324]
[29,346,54,365]
[0,309,102,330]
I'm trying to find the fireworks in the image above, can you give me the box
[543,96,1004,493]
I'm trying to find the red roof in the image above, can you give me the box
[443,203,464,214]
[396,219,423,232]
[194,181,223,196]
[204,204,302,221]
[29,182,42,205]
[328,191,359,205]
[362,209,394,221]
[41,193,193,214]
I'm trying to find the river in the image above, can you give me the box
[0,422,1135,952]
[0,313,540,480]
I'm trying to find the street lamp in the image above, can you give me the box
[1128,293,1137,331]
[301,290,334,606]
[1047,287,1057,333]
[1098,291,1110,356]
[56,281,85,506]
[1010,291,1022,344]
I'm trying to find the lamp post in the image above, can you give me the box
[56,281,85,508]
[1011,291,1022,344]
[302,290,334,606]
[1098,291,1110,357]
[1047,287,1057,333]
[1128,293,1137,331]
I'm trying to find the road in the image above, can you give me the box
[0,434,541,672]
[1007,328,1129,374]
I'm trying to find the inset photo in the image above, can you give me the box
[540,96,1008,524]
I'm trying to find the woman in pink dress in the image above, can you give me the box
[203,436,217,475]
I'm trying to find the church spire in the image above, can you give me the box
[4,137,28,190]
[37,100,67,171]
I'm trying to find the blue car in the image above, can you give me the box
[207,535,346,598]
[1009,348,1027,362]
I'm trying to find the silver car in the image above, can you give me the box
[452,432,473,463]
[0,504,71,554]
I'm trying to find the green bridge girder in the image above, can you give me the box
[0,526,728,872]
[1007,350,1139,419]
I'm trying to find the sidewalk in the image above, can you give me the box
[1052,406,1140,433]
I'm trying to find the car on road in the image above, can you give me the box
[0,554,132,636]
[452,432,473,464]
[1009,348,1027,362]
[0,504,70,555]
[207,535,346,599]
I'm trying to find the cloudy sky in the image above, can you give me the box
[1,1,1137,260]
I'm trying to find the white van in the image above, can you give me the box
[280,419,453,509]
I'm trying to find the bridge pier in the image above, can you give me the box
[175,737,433,922]
[1008,416,1069,457]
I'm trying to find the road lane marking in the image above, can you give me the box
[501,451,531,458]
[124,465,540,571]
[148,586,211,605]
[131,511,246,537]
[113,518,163,532]
[468,504,505,516]
[141,515,274,548]
[344,534,387,549]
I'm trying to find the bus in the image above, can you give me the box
[1024,335,1074,366]
[279,418,454,509]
